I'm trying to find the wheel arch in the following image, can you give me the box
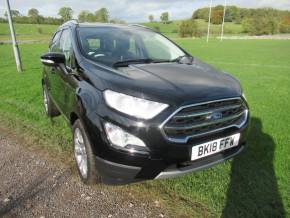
[70,111,79,126]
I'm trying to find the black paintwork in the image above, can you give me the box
[41,21,249,184]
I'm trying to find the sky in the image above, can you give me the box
[1,0,290,22]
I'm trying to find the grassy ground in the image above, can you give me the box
[0,39,289,217]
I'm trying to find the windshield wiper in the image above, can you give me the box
[113,58,169,68]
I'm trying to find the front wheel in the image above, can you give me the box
[73,119,100,185]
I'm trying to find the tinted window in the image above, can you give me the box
[59,28,73,66]
[52,31,61,44]
[50,31,62,52]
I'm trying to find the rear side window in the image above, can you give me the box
[52,31,61,44]
[59,28,73,67]
[50,31,62,52]
[60,29,72,52]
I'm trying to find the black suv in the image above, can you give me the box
[41,20,249,185]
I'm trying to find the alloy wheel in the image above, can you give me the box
[74,128,88,178]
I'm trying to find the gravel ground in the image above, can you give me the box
[0,131,168,218]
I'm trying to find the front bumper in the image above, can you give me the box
[95,142,246,185]
[83,103,249,184]
[155,143,245,179]
[95,156,142,185]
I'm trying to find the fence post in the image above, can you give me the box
[5,0,23,72]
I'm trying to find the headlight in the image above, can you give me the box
[104,90,168,119]
[104,122,147,153]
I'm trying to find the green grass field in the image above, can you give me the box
[0,39,289,217]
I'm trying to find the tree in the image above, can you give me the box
[86,13,96,22]
[28,8,39,17]
[95,8,109,23]
[280,15,290,33]
[160,12,169,24]
[192,8,209,20]
[149,14,154,22]
[242,16,279,35]
[27,8,41,24]
[241,18,255,34]
[58,7,73,22]
[179,19,200,38]
[211,8,223,24]
[4,10,21,18]
[110,18,126,24]
[78,10,96,22]
[78,10,90,22]
[227,6,241,23]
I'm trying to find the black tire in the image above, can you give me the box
[42,84,60,117]
[72,119,100,185]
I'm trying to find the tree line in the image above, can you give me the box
[1,5,289,36]
[178,6,290,37]
[0,8,63,25]
[0,7,125,25]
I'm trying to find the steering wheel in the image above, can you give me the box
[87,50,106,58]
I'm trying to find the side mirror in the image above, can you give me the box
[180,56,194,65]
[40,52,65,66]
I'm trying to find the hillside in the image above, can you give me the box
[0,23,57,41]
[0,20,253,42]
[142,19,244,38]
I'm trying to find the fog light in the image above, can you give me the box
[104,122,146,151]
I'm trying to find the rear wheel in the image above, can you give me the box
[73,119,100,185]
[42,84,60,117]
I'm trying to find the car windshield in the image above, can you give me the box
[77,26,186,67]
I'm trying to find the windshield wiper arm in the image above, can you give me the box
[113,58,170,68]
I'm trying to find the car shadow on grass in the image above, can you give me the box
[222,117,285,217]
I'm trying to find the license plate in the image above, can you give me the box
[191,133,240,161]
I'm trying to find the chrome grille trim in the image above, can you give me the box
[159,97,248,144]
[165,111,245,130]
[173,104,241,119]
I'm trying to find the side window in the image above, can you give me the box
[50,31,62,52]
[59,29,73,66]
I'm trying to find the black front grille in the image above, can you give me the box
[162,98,248,143]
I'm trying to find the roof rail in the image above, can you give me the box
[129,24,154,31]
[61,19,79,27]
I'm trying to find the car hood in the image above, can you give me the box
[83,58,242,107]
